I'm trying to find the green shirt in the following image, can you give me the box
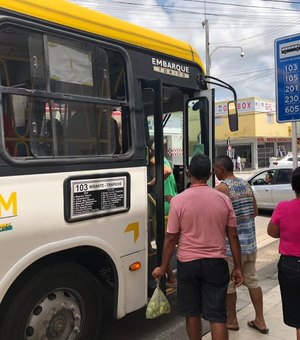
[164,158,177,215]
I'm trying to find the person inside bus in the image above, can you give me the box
[99,109,121,154]
[112,117,121,154]
[147,139,177,287]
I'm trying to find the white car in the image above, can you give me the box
[248,168,294,210]
[269,154,300,168]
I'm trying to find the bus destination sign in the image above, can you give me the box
[69,175,128,220]
[275,34,300,122]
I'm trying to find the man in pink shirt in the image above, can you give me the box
[268,167,300,340]
[152,154,243,340]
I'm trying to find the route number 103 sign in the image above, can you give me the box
[275,34,300,122]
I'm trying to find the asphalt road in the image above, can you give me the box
[101,211,279,340]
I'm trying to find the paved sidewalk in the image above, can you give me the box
[203,285,294,340]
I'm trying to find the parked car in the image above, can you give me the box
[248,168,294,210]
[269,153,300,168]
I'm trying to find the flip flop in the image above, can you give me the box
[227,326,239,331]
[247,321,269,334]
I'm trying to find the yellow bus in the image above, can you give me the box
[0,1,238,338]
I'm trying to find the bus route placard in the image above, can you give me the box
[69,175,129,220]
[275,34,300,122]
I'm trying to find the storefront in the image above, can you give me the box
[215,97,293,169]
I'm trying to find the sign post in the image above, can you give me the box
[275,34,300,168]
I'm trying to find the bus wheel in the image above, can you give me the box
[0,263,103,340]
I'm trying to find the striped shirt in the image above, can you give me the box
[222,178,257,255]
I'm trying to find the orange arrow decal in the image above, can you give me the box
[125,222,139,243]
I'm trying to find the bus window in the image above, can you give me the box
[47,37,94,93]
[0,25,128,158]
[46,36,126,100]
[187,98,210,163]
[24,98,124,157]
[188,100,203,159]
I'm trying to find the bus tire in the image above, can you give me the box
[0,262,103,340]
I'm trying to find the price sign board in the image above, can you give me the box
[275,34,300,122]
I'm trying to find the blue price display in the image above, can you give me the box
[275,34,300,122]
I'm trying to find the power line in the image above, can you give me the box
[262,0,300,3]
[69,0,298,94]
[71,0,300,16]
[215,66,274,78]
[182,0,300,12]
[230,70,275,86]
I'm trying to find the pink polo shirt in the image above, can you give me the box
[167,185,236,262]
[271,199,300,257]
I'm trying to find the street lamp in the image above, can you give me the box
[210,45,244,58]
[208,45,244,77]
[203,18,244,77]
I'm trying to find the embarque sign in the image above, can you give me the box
[275,34,300,122]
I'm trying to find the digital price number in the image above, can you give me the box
[283,63,299,115]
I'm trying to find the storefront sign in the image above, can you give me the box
[256,137,290,143]
[216,98,275,116]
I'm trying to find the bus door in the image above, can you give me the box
[142,82,204,292]
[142,80,165,291]
[185,87,237,187]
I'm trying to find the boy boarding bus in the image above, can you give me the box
[0,0,238,338]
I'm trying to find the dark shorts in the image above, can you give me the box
[278,255,300,328]
[177,258,230,323]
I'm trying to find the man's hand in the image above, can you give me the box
[152,266,166,279]
[231,267,243,288]
[152,233,178,279]
[164,195,173,203]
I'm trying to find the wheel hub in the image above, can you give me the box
[47,309,72,337]
[25,289,83,340]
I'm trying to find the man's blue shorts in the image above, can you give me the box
[177,258,230,323]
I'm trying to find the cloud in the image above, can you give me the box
[69,0,300,101]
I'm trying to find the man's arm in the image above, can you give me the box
[152,232,178,278]
[148,159,172,185]
[226,226,243,287]
[163,163,172,180]
[251,189,259,217]
[214,182,229,196]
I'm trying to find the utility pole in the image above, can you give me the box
[203,19,244,78]
[202,19,210,77]
[292,122,298,169]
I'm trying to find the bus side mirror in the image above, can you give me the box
[227,101,238,132]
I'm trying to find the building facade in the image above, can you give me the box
[215,97,296,169]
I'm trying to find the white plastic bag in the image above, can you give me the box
[146,279,171,319]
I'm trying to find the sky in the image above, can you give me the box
[69,0,300,102]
